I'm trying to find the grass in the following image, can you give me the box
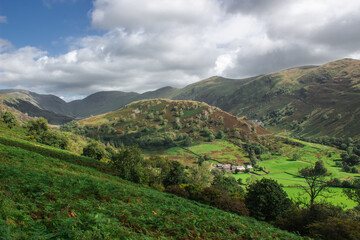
[155,140,249,166]
[209,137,360,209]
[188,140,247,164]
[284,187,357,209]
[0,142,303,239]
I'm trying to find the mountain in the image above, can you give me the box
[168,58,360,138]
[0,89,73,124]
[0,88,175,124]
[1,58,359,137]
[66,91,140,118]
[182,58,360,138]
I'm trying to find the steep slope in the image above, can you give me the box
[76,99,269,149]
[0,126,302,239]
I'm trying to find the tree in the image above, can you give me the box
[110,146,144,183]
[216,130,225,139]
[187,162,213,188]
[39,130,69,149]
[211,170,244,196]
[341,153,360,166]
[163,161,186,187]
[82,141,106,160]
[26,117,49,135]
[182,135,192,147]
[299,160,329,207]
[344,179,360,207]
[1,111,17,128]
[249,150,257,167]
[245,178,291,221]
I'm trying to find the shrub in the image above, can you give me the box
[1,111,17,128]
[26,117,49,135]
[38,130,69,149]
[308,217,360,240]
[82,142,106,160]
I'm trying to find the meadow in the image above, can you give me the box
[157,138,359,209]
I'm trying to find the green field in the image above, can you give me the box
[156,137,359,209]
[231,139,358,209]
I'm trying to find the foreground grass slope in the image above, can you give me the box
[0,137,302,239]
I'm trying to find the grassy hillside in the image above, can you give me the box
[0,131,302,239]
[171,59,360,138]
[76,99,269,149]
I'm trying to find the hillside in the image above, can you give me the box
[170,59,360,138]
[1,58,360,137]
[0,123,302,239]
[76,99,269,149]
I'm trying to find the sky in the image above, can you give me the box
[1,0,360,101]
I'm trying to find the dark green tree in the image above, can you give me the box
[216,130,225,139]
[245,178,291,221]
[341,153,360,166]
[163,161,186,187]
[110,146,144,183]
[249,150,257,167]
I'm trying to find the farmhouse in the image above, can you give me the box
[214,164,252,172]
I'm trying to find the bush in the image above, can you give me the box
[38,130,69,149]
[1,111,17,128]
[82,142,106,160]
[275,203,346,237]
[26,117,49,135]
[165,185,190,198]
[308,217,360,240]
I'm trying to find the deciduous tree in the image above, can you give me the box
[299,160,329,207]
[245,178,291,221]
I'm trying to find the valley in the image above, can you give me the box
[1,59,360,239]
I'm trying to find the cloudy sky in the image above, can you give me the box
[1,0,360,100]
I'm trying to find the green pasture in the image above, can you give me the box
[230,137,359,209]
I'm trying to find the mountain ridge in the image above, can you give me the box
[1,58,359,137]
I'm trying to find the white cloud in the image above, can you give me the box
[0,39,13,53]
[1,0,360,98]
[0,16,7,23]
